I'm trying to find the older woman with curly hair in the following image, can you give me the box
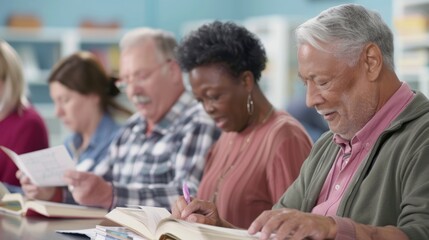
[172,21,312,228]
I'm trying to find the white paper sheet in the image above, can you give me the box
[0,145,75,186]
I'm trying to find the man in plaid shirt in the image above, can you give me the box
[20,28,220,210]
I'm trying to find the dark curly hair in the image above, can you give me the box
[177,21,267,83]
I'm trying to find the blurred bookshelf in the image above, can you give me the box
[244,16,302,109]
[0,27,127,145]
[394,0,429,97]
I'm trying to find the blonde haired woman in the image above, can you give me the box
[0,40,49,189]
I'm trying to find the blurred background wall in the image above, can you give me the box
[0,0,398,144]
[0,0,392,36]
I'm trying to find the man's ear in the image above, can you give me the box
[362,43,383,82]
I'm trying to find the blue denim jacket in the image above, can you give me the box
[64,113,121,173]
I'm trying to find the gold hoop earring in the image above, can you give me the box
[247,93,254,116]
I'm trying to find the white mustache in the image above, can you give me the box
[132,95,151,104]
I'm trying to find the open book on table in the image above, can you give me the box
[0,145,75,186]
[105,206,270,240]
[0,193,107,218]
[0,182,10,198]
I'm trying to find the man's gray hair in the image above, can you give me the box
[295,4,394,70]
[119,28,178,61]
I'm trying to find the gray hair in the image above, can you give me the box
[0,40,28,111]
[119,28,178,61]
[295,4,394,70]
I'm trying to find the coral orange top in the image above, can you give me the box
[197,110,312,228]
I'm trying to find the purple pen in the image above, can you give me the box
[182,182,191,204]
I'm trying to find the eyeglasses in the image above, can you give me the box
[117,59,171,89]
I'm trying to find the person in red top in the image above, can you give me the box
[0,40,49,189]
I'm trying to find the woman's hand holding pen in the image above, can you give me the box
[172,196,224,226]
[172,183,234,228]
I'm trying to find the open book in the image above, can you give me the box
[0,193,107,218]
[105,207,269,240]
[0,182,10,198]
[0,145,75,186]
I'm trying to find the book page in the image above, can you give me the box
[105,207,170,238]
[0,182,10,198]
[156,218,274,240]
[138,206,171,233]
[26,199,107,217]
[0,193,25,215]
[0,145,75,186]
[1,193,105,218]
[107,208,152,238]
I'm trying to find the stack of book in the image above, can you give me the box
[94,225,146,240]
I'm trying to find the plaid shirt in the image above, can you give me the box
[94,92,220,209]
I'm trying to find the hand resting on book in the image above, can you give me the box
[248,208,337,240]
